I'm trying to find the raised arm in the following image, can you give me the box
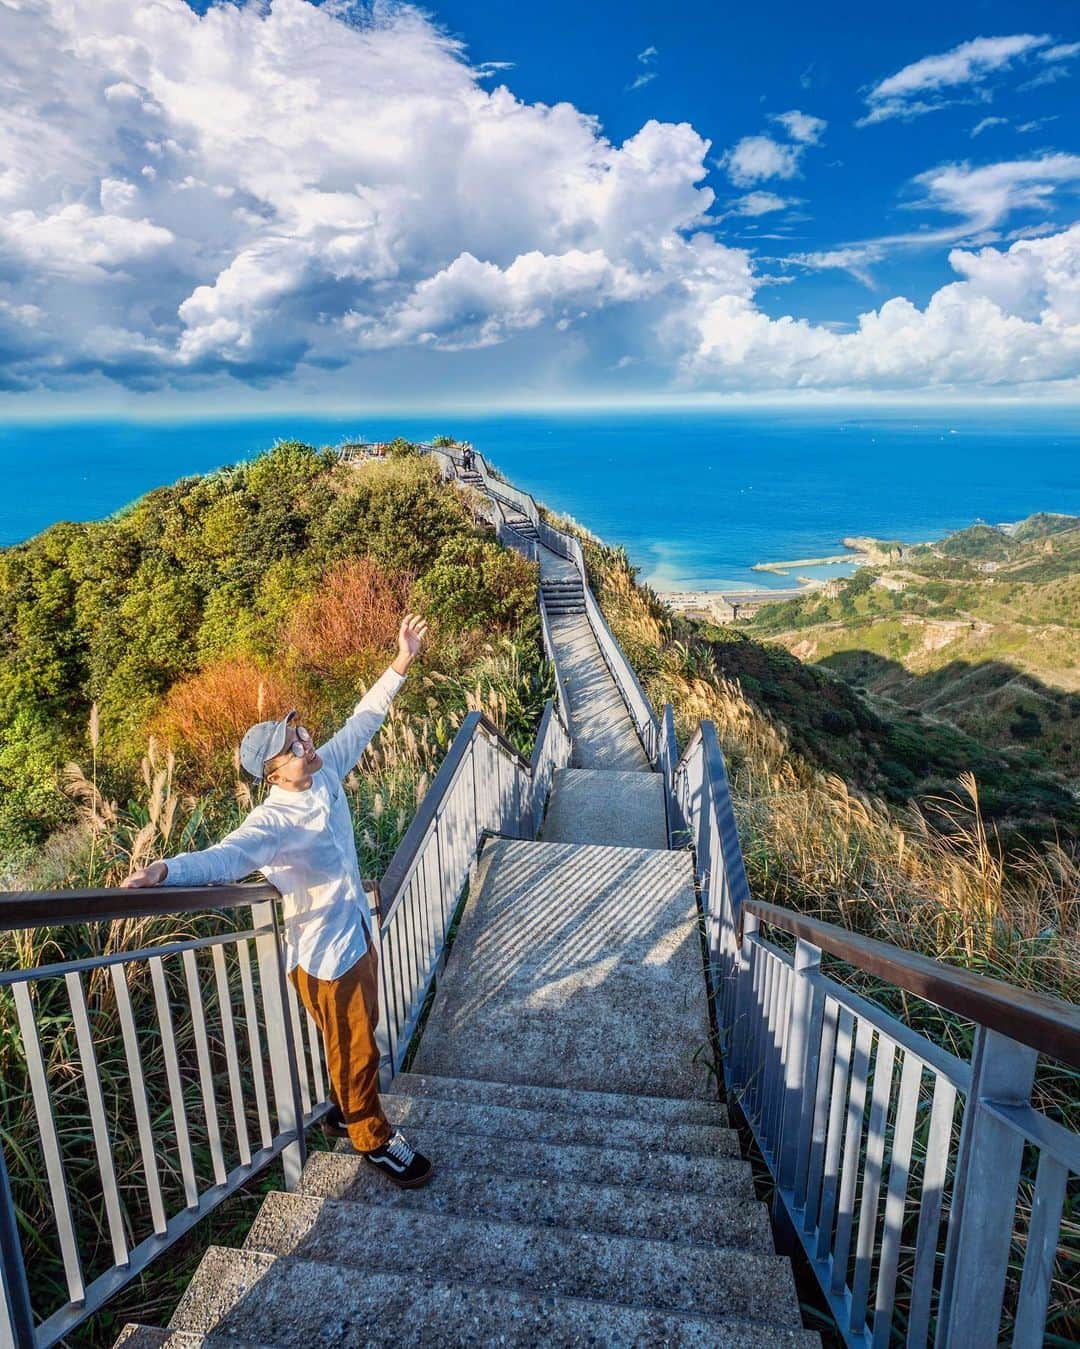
[318,612,427,781]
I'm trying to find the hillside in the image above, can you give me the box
[0,438,549,885]
[747,513,1080,785]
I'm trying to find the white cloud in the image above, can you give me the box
[860,34,1052,125]
[0,204,174,281]
[683,224,1080,392]
[1040,42,1080,62]
[781,154,1080,287]
[349,248,652,349]
[786,245,886,286]
[971,116,1008,138]
[731,191,791,216]
[770,110,826,144]
[1016,116,1060,134]
[0,0,726,388]
[723,136,801,187]
[628,44,658,91]
[721,111,824,188]
[0,0,1077,401]
[914,155,1080,233]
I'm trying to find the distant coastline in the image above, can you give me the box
[656,534,914,622]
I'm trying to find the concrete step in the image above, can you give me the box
[242,1193,806,1327]
[299,1151,772,1250]
[332,1125,753,1197]
[170,1246,821,1346]
[388,1070,729,1126]
[542,767,668,848]
[379,1092,738,1157]
[412,839,713,1099]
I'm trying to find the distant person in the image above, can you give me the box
[462,445,474,472]
[123,613,434,1189]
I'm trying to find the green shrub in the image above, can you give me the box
[414,535,537,633]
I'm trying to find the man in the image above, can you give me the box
[123,612,433,1188]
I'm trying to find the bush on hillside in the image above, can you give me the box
[284,557,413,691]
[385,436,421,459]
[314,456,469,574]
[152,660,315,786]
[0,443,480,849]
[413,535,538,634]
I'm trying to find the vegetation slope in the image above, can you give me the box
[749,513,1080,786]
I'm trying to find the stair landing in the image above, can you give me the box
[542,768,667,848]
[412,839,714,1100]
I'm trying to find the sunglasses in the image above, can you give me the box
[285,725,313,756]
[266,724,313,774]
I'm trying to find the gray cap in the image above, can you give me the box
[240,710,296,781]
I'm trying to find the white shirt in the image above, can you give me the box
[162,666,406,979]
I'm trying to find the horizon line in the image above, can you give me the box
[3,391,1080,423]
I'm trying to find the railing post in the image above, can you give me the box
[729,908,759,1097]
[936,1026,1038,1348]
[0,1138,35,1349]
[777,937,822,1191]
[251,898,306,1191]
[364,882,394,1092]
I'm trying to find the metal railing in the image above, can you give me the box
[672,720,1080,1348]
[0,717,569,1343]
[0,885,318,1347]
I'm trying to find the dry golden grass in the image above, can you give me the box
[284,557,412,679]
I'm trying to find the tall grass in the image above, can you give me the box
[578,535,1079,1005]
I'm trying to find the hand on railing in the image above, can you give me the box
[120,861,168,888]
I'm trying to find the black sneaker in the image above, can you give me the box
[362,1130,434,1188]
[320,1103,349,1140]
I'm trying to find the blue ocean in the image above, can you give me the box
[3,408,1078,590]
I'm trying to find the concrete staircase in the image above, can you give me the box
[119,1071,817,1347]
[115,469,818,1348]
[541,575,585,613]
[504,511,540,542]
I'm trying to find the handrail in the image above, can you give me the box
[459,450,663,765]
[0,882,277,931]
[745,899,1080,1070]
[379,709,532,915]
[673,718,1079,1348]
[371,696,570,1079]
[539,600,573,740]
[0,883,314,1348]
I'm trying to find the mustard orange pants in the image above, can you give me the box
[289,944,391,1152]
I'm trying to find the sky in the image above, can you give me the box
[1,0,1079,411]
